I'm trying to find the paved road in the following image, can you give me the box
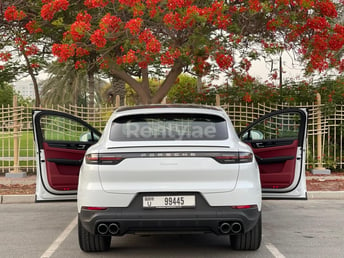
[0,200,343,258]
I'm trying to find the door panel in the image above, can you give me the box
[33,110,101,201]
[43,142,84,191]
[247,140,298,189]
[240,109,307,198]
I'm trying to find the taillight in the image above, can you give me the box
[85,151,252,164]
[85,153,99,164]
[82,206,108,210]
[232,205,257,209]
[85,153,124,165]
[213,152,253,164]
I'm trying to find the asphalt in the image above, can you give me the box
[1,174,344,204]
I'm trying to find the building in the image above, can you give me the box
[13,79,41,99]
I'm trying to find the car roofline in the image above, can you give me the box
[116,104,222,113]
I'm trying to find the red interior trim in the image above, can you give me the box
[43,142,85,191]
[249,140,298,189]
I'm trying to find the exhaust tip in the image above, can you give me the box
[219,222,231,234]
[231,222,242,234]
[97,223,109,235]
[108,223,120,235]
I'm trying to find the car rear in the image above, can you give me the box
[77,105,262,251]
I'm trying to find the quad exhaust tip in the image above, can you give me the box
[97,223,109,235]
[108,223,120,235]
[97,223,120,235]
[219,222,242,234]
[231,222,242,234]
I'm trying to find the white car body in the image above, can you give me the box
[78,105,261,211]
[32,105,308,252]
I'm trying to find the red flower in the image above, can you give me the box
[328,33,344,51]
[76,11,92,23]
[118,0,141,7]
[52,45,88,62]
[318,0,337,18]
[75,47,89,57]
[100,13,122,33]
[25,45,39,56]
[243,92,252,103]
[70,21,91,41]
[0,52,12,62]
[52,43,76,62]
[215,53,233,70]
[4,6,26,21]
[15,37,28,51]
[248,0,262,12]
[121,49,137,64]
[125,18,143,35]
[30,63,40,69]
[90,29,107,48]
[334,24,344,34]
[271,71,278,80]
[161,49,181,66]
[311,34,328,52]
[340,60,344,72]
[25,21,43,34]
[145,39,160,53]
[41,0,69,21]
[75,60,87,69]
[84,0,110,8]
[167,0,193,10]
[163,12,185,30]
[306,17,330,30]
[240,58,252,72]
[98,57,109,69]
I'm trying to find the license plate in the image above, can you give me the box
[143,195,195,208]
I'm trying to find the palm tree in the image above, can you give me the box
[41,61,104,106]
[104,75,126,106]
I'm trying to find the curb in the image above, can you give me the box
[1,191,344,204]
[307,191,344,200]
[1,194,35,204]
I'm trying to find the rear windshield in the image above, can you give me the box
[109,113,228,141]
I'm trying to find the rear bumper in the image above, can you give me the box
[79,193,261,236]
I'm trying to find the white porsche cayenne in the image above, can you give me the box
[33,105,308,252]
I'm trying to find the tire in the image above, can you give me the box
[230,215,262,250]
[78,217,111,252]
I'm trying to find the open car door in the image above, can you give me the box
[239,109,308,199]
[32,110,101,201]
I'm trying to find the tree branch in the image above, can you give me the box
[152,61,183,104]
[110,68,150,104]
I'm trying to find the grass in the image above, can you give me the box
[0,130,35,158]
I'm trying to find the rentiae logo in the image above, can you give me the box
[125,123,216,140]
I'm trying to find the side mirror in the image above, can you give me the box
[241,130,264,141]
[79,132,100,142]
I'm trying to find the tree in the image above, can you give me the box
[41,61,104,106]
[0,83,14,106]
[0,1,50,106]
[107,75,126,106]
[3,0,344,104]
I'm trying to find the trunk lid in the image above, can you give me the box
[98,146,239,194]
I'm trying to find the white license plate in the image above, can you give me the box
[143,195,195,208]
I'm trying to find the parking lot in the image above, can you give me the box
[0,199,343,258]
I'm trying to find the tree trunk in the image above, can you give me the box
[87,51,98,108]
[197,76,203,93]
[152,62,183,103]
[110,62,183,104]
[110,75,126,106]
[23,53,40,107]
[71,72,77,105]
[88,70,95,108]
[110,68,151,104]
